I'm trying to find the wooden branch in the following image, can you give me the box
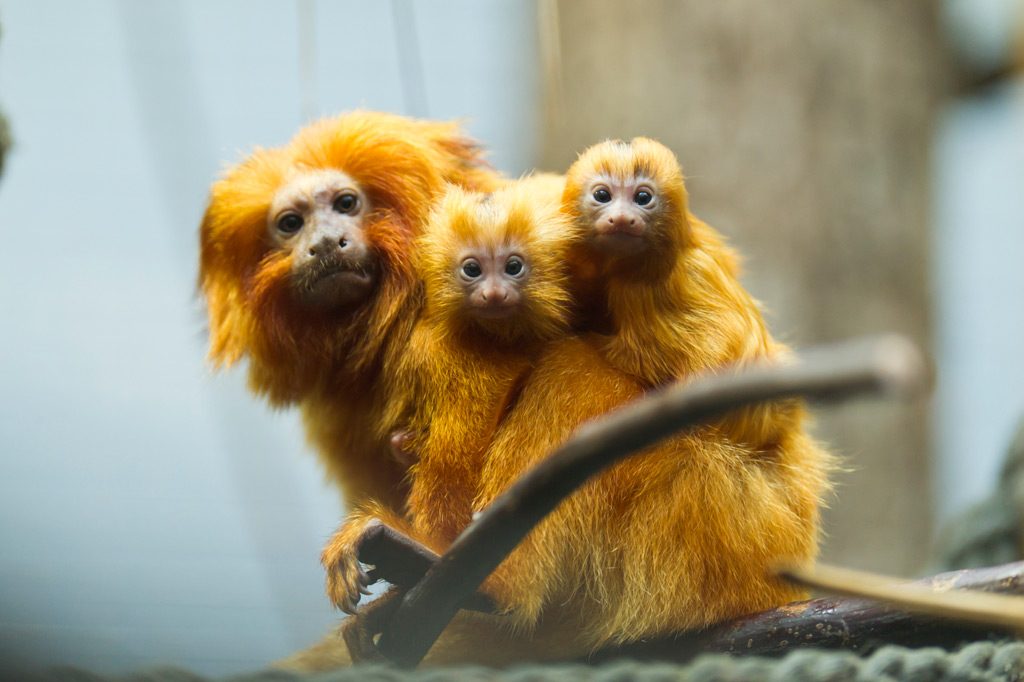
[358,523,497,614]
[357,522,1024,663]
[373,335,927,667]
[592,561,1024,663]
[779,561,1024,631]
[359,522,439,589]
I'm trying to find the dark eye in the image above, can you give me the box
[505,258,524,276]
[333,193,358,213]
[634,190,653,206]
[593,188,611,203]
[277,214,303,234]
[462,261,482,278]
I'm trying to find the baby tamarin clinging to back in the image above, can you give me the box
[563,137,774,382]
[320,175,573,613]
[562,137,812,447]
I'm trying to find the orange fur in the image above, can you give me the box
[198,111,501,511]
[401,176,572,545]
[563,138,812,454]
[301,336,827,667]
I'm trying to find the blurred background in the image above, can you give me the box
[0,0,1021,675]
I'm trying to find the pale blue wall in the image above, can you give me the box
[931,0,1024,524]
[932,80,1024,524]
[0,0,540,674]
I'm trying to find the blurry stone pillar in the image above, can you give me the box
[542,0,948,574]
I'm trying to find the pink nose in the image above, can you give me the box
[480,287,507,303]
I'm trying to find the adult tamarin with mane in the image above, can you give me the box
[320,175,573,614]
[198,111,500,513]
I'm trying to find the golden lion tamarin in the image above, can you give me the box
[561,137,827,471]
[291,139,831,669]
[320,175,572,614]
[301,338,828,667]
[198,111,500,514]
[562,137,773,386]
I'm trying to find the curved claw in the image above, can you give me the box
[325,551,373,614]
[322,516,389,614]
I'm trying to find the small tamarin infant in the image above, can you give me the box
[321,175,573,614]
[563,137,772,385]
[562,136,819,454]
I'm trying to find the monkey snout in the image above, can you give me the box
[609,214,639,230]
[291,230,377,310]
[308,233,361,258]
[598,213,646,238]
[480,287,510,303]
[470,288,520,319]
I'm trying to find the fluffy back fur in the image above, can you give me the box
[449,137,836,651]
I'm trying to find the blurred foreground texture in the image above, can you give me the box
[542,0,949,575]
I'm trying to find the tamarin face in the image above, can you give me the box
[457,243,527,320]
[578,172,662,257]
[267,169,377,310]
[198,111,498,398]
[419,182,571,343]
[565,138,689,264]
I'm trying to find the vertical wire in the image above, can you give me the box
[538,0,564,137]
[391,0,429,117]
[298,0,317,122]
